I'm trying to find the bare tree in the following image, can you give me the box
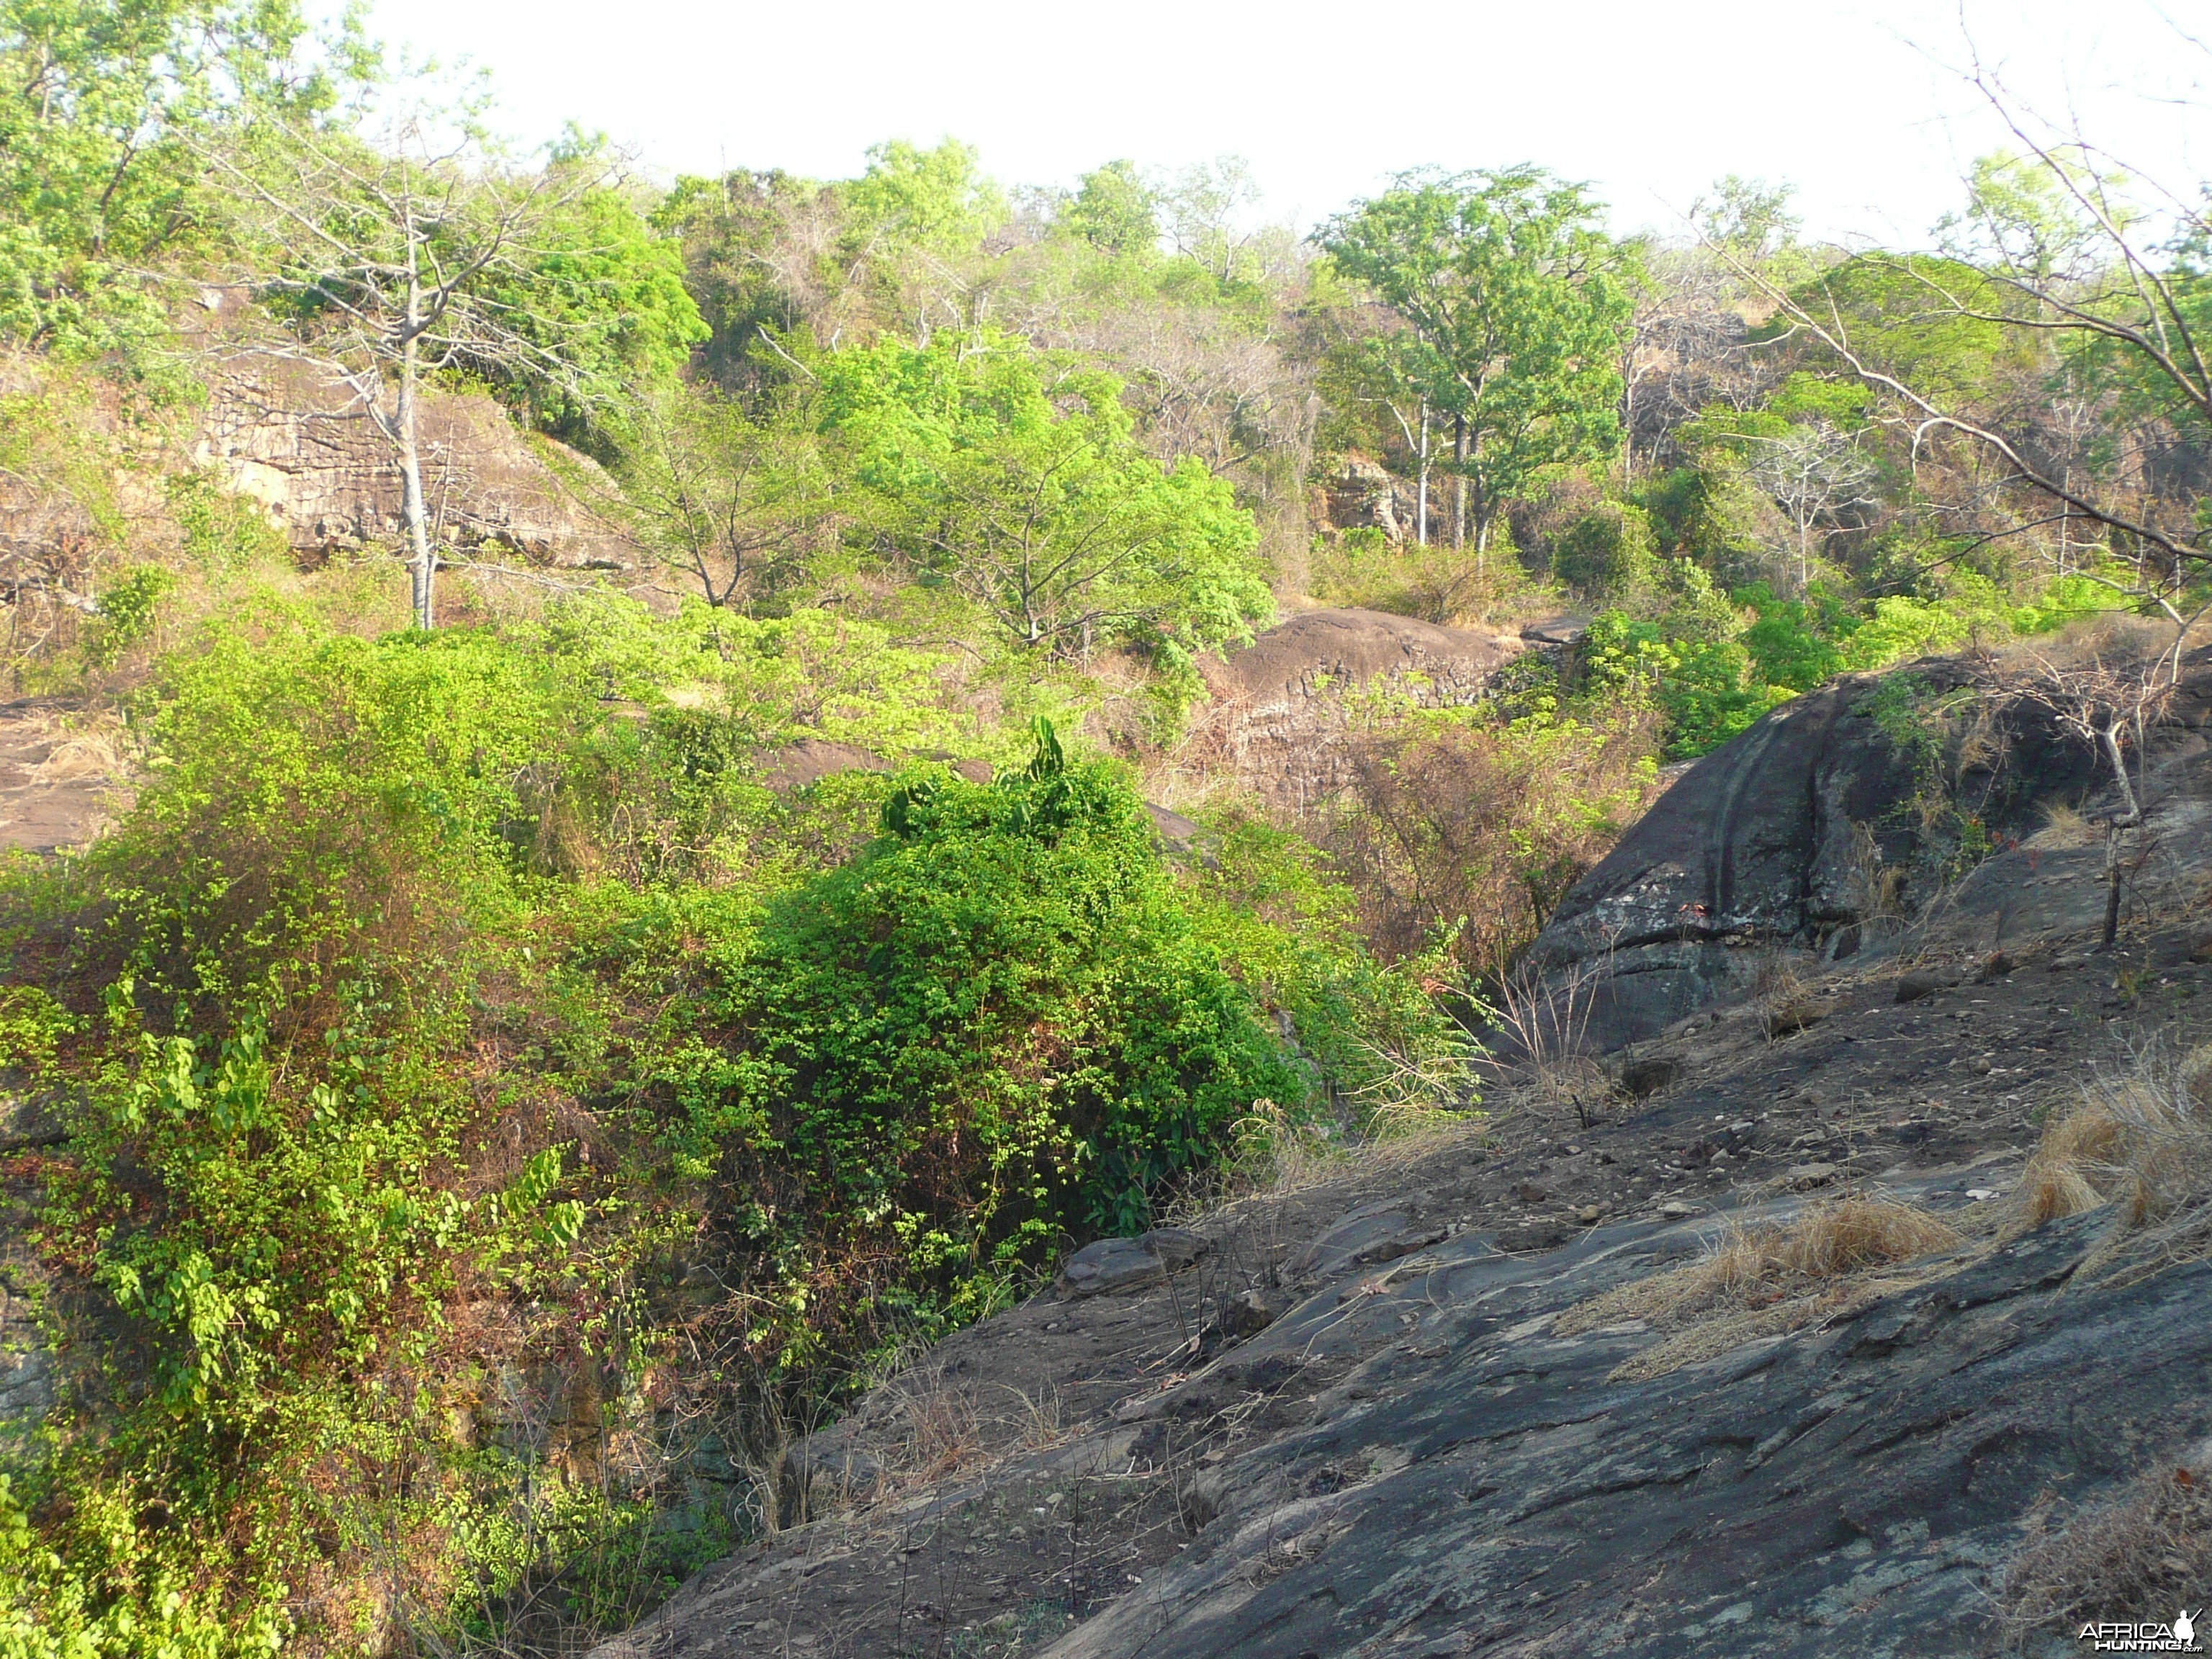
[197,104,618,627]
[1155,156,1267,284]
[611,382,832,609]
[1740,421,1880,595]
[1712,31,2212,678]
[2015,643,2175,948]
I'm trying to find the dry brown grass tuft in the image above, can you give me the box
[2000,1447,2212,1652]
[2008,1038,2212,1280]
[1557,1197,1964,1381]
[30,714,130,783]
[1755,953,1835,1041]
[2016,1107,2124,1230]
[2028,799,2103,851]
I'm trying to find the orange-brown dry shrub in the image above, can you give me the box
[1314,698,1662,979]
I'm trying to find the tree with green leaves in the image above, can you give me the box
[839,138,1006,259]
[822,330,1271,670]
[613,377,831,608]
[1320,166,1632,557]
[1064,159,1158,256]
[0,0,347,362]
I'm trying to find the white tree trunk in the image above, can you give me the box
[1416,402,1430,547]
[400,261,433,630]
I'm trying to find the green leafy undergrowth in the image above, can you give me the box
[0,605,1437,1654]
[644,725,1303,1346]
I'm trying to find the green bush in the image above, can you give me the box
[1551,502,1655,598]
[665,727,1299,1279]
[1579,611,1789,760]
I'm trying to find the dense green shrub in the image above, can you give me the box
[660,728,1300,1290]
[1552,502,1655,598]
[1579,611,1788,760]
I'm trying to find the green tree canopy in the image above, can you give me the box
[471,174,709,447]
[820,330,1272,670]
[1319,165,1632,550]
[838,138,1005,260]
[699,742,1298,1255]
[1064,159,1158,256]
[0,0,340,360]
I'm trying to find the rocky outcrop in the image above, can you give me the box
[191,353,640,571]
[1518,655,2212,1051]
[1043,1201,2184,1659]
[1179,608,1552,811]
[1313,456,1416,541]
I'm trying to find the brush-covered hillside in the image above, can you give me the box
[0,2,2208,1655]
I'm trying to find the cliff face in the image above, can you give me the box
[0,343,645,610]
[192,352,641,572]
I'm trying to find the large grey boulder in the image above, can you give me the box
[1522,659,2112,1050]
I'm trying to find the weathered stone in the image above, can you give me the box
[192,352,642,573]
[1183,609,1527,814]
[775,1429,887,1526]
[1894,968,1953,1003]
[1521,661,2113,1050]
[1287,1199,1444,1280]
[1057,1228,1210,1299]
[1220,1290,1278,1339]
[622,1185,2198,1659]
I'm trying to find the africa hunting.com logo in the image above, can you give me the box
[2079,1610,2203,1653]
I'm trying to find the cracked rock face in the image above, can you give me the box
[1181,610,1534,813]
[192,353,641,571]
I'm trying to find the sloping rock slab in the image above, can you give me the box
[1287,1196,1446,1280]
[1057,1228,1211,1298]
[1043,1207,2192,1659]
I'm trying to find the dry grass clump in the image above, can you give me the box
[2000,1448,2212,1652]
[2028,799,2103,850]
[1754,953,1835,1040]
[28,710,130,782]
[1557,1197,1964,1381]
[2009,1038,2212,1281]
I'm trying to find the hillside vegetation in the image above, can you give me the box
[0,1,2205,1653]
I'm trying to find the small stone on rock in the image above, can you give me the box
[1894,970,1949,1004]
[1222,1289,1278,1337]
[1057,1228,1210,1298]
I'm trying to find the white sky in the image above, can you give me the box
[333,0,2207,246]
